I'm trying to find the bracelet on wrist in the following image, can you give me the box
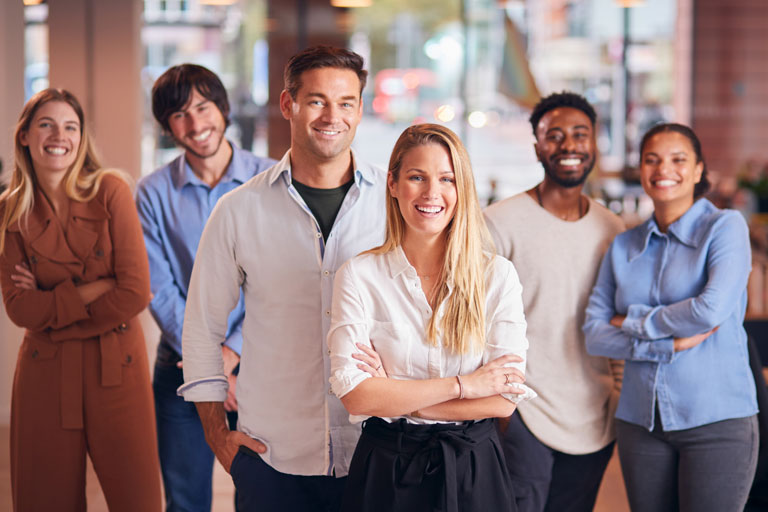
[456,375,465,400]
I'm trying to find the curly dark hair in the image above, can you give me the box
[529,91,596,135]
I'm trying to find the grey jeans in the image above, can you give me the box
[616,414,759,512]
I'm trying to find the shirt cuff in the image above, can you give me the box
[330,369,370,399]
[501,383,537,404]
[177,375,228,401]
[631,337,675,363]
[622,303,655,339]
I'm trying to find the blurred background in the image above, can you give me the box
[1,0,768,509]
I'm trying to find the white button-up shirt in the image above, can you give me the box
[328,247,536,425]
[178,150,387,477]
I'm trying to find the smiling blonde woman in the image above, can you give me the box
[328,123,536,512]
[0,88,161,511]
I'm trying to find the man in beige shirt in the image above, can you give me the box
[484,91,624,512]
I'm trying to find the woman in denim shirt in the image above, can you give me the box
[583,123,758,512]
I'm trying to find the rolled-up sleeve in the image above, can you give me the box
[485,260,537,403]
[179,198,243,402]
[328,260,372,399]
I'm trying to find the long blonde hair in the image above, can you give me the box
[0,88,123,253]
[371,123,495,355]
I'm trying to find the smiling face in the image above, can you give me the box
[388,143,458,243]
[534,107,596,189]
[640,131,703,210]
[280,67,363,164]
[167,87,228,160]
[20,100,82,180]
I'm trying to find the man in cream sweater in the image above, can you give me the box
[484,91,624,512]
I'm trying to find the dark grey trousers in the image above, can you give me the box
[616,414,759,512]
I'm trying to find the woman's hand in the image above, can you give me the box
[674,326,718,352]
[10,263,38,290]
[461,354,525,400]
[352,342,388,378]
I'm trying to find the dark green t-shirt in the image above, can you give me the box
[292,178,354,241]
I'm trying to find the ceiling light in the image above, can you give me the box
[331,0,372,7]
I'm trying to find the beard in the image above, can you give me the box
[175,128,226,160]
[541,154,595,189]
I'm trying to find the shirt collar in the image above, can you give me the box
[171,141,248,189]
[267,148,378,188]
[628,198,714,261]
[387,245,413,279]
[385,245,456,291]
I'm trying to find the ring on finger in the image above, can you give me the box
[375,365,382,371]
[505,373,511,385]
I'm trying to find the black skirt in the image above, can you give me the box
[341,417,516,512]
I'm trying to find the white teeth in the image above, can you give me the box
[559,158,580,166]
[45,147,67,155]
[416,206,443,214]
[319,130,339,135]
[193,129,211,142]
[655,179,677,187]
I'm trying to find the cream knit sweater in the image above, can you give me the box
[484,192,625,454]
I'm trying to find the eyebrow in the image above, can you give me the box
[306,92,359,102]
[176,98,209,113]
[38,116,79,125]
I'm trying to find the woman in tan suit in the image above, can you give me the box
[0,88,162,511]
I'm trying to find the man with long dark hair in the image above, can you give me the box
[136,64,275,512]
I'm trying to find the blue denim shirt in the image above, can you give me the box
[135,144,276,356]
[583,198,757,431]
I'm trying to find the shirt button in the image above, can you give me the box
[328,389,333,395]
[94,249,104,258]
[323,270,330,276]
[316,232,322,238]
[325,310,331,316]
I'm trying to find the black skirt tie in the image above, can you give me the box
[341,416,516,512]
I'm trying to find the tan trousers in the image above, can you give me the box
[11,328,162,512]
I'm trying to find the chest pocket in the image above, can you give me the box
[368,320,413,378]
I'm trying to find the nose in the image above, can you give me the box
[320,104,340,124]
[186,112,202,132]
[561,134,577,153]
[422,177,440,198]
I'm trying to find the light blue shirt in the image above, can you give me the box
[135,144,275,356]
[583,198,758,431]
[178,150,387,476]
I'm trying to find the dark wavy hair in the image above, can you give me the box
[152,63,231,133]
[640,123,711,199]
[529,91,596,135]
